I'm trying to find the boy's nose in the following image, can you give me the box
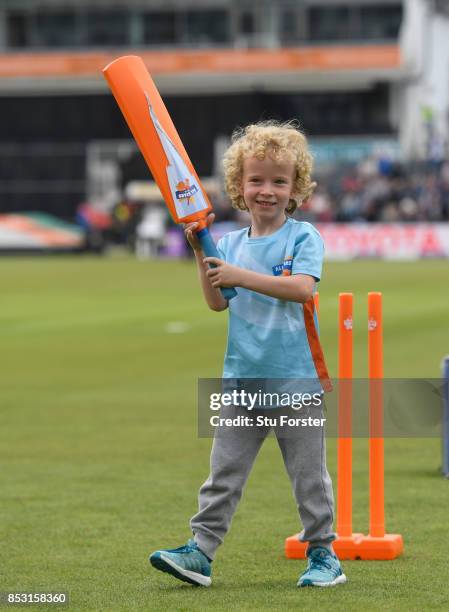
[260,183,274,195]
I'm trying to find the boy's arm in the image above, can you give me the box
[185,216,228,312]
[194,251,229,311]
[204,258,315,304]
[239,269,315,303]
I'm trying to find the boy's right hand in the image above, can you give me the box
[184,213,215,253]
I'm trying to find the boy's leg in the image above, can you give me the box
[275,409,346,587]
[191,406,270,560]
[275,411,336,548]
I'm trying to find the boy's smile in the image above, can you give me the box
[240,155,296,234]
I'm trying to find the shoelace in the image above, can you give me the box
[309,555,332,571]
[171,541,198,554]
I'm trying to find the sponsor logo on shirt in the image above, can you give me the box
[272,256,293,276]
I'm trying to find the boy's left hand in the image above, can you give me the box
[203,257,243,288]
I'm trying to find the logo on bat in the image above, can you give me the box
[145,92,207,219]
[175,179,199,205]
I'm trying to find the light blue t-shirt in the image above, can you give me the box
[217,218,327,383]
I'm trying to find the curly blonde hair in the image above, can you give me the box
[222,120,316,214]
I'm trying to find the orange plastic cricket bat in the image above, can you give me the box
[103,55,236,300]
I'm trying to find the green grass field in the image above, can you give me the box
[1,257,449,611]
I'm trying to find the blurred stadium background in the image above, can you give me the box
[1,0,449,257]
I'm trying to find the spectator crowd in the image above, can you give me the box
[298,158,449,223]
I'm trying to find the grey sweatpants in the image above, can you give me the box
[190,405,336,560]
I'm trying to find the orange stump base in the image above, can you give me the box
[355,534,404,560]
[285,533,364,560]
[285,533,403,560]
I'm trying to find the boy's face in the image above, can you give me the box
[240,155,296,224]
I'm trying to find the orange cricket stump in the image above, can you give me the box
[356,292,403,559]
[285,292,403,561]
[335,294,364,557]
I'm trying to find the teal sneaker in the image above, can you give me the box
[149,539,212,587]
[297,546,347,587]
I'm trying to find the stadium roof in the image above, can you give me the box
[0,44,406,95]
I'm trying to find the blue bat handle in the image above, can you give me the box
[197,227,237,300]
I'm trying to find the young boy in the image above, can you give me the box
[150,121,346,588]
